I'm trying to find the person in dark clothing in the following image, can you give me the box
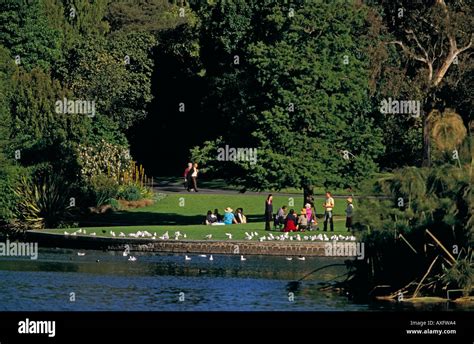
[283,209,298,232]
[264,194,273,231]
[183,162,192,190]
[214,208,223,222]
[205,210,217,225]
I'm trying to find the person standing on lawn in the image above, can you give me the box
[264,194,273,231]
[345,197,354,232]
[323,191,335,232]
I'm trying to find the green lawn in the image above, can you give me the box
[43,193,354,240]
[80,193,352,227]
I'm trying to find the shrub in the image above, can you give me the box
[14,174,74,229]
[90,174,119,207]
[118,184,142,201]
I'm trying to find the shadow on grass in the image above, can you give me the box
[79,212,265,227]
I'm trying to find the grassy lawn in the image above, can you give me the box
[43,193,354,240]
[80,193,352,226]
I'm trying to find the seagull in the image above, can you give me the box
[110,231,116,237]
[323,234,329,241]
[183,234,187,238]
[240,255,246,261]
[90,232,96,236]
[128,256,137,261]
[77,252,85,256]
[225,233,232,240]
[83,229,87,234]
[159,231,169,240]
[64,231,69,235]
[253,232,259,237]
[77,229,83,234]
[286,257,293,261]
[198,254,207,258]
[296,234,301,241]
[259,236,265,242]
[185,255,192,261]
[129,233,137,237]
[71,232,77,236]
[205,234,212,240]
[297,257,306,261]
[119,232,125,237]
[209,255,213,261]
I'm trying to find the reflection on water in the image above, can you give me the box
[0,248,471,311]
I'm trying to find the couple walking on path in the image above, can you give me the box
[183,162,199,192]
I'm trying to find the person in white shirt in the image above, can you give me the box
[322,191,335,232]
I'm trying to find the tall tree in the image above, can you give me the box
[193,0,384,199]
[372,0,473,166]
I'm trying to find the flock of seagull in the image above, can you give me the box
[71,228,357,263]
[64,229,357,242]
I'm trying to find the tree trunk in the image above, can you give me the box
[422,114,431,167]
[303,184,314,208]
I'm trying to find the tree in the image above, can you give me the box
[192,0,384,199]
[66,31,156,130]
[0,0,63,71]
[372,0,473,167]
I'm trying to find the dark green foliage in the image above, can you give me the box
[0,0,63,71]
[193,0,384,191]
[118,185,142,201]
[89,174,119,207]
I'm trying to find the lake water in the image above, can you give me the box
[0,248,470,311]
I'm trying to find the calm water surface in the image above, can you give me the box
[0,248,470,311]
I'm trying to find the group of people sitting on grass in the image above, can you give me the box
[265,192,354,232]
[274,204,318,232]
[204,207,247,226]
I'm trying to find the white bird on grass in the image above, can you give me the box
[185,255,192,261]
[64,231,69,235]
[225,233,232,240]
[90,232,96,236]
[240,255,246,261]
[205,234,212,240]
[119,232,125,237]
[159,231,169,240]
[110,231,116,237]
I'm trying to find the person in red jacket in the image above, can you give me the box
[283,209,298,232]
